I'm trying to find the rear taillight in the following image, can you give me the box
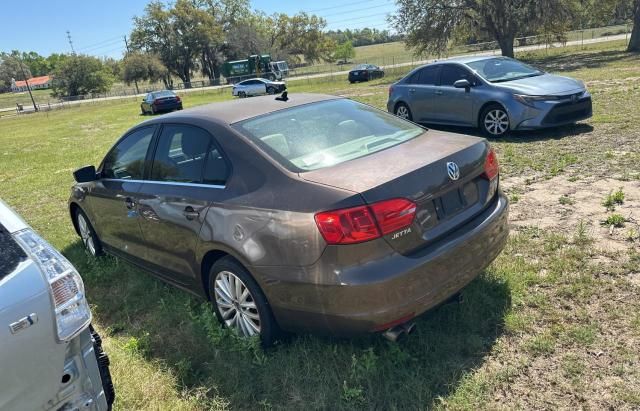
[176,96,181,102]
[482,147,499,180]
[315,198,416,245]
[314,205,380,244]
[370,198,417,235]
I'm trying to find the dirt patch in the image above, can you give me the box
[506,176,640,254]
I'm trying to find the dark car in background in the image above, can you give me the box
[349,64,384,83]
[69,93,508,345]
[141,90,183,115]
[388,56,592,137]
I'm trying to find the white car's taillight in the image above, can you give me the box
[13,229,91,342]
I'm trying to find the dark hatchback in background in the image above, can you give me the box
[349,64,385,83]
[141,90,183,115]
[69,94,508,345]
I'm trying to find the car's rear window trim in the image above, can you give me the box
[0,223,28,282]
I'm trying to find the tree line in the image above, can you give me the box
[392,0,640,58]
[1,0,638,97]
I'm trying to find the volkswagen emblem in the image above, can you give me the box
[447,162,460,181]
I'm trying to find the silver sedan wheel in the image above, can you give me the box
[396,105,410,119]
[484,109,509,136]
[214,270,261,337]
[77,214,96,256]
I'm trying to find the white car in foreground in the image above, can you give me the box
[0,199,114,410]
[232,78,287,98]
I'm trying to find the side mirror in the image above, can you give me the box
[454,79,471,89]
[73,165,97,183]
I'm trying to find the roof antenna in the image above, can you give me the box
[275,91,288,102]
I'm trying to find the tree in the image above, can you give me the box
[630,0,640,51]
[334,41,356,63]
[391,0,574,57]
[123,53,169,91]
[0,52,32,91]
[51,55,114,97]
[21,52,50,76]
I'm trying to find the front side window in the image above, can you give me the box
[102,127,154,180]
[440,65,475,86]
[466,57,543,83]
[234,99,424,172]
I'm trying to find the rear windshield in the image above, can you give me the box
[0,224,27,282]
[153,91,176,98]
[233,99,424,171]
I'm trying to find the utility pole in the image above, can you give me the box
[123,35,139,94]
[16,55,38,112]
[66,30,76,54]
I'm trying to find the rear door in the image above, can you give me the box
[406,65,441,123]
[433,64,475,125]
[89,126,155,258]
[136,124,230,285]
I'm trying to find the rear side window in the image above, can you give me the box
[102,127,154,180]
[234,99,424,172]
[0,224,27,282]
[440,65,475,86]
[417,66,439,85]
[150,125,229,185]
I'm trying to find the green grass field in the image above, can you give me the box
[0,39,639,410]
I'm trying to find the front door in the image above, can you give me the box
[136,124,230,286]
[89,126,156,258]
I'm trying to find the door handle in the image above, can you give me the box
[125,197,136,209]
[434,90,443,95]
[183,206,200,221]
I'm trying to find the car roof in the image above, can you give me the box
[143,93,342,125]
[240,78,265,83]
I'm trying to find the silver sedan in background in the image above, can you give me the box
[387,56,592,137]
[232,78,286,98]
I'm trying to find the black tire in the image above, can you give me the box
[480,104,510,137]
[394,102,413,121]
[266,86,276,95]
[150,106,156,115]
[209,256,278,346]
[89,325,115,410]
[238,91,246,98]
[75,208,103,257]
[177,104,183,111]
[140,106,147,115]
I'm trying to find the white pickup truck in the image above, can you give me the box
[0,199,114,410]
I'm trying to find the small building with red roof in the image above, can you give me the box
[11,76,52,92]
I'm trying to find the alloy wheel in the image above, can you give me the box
[214,270,261,337]
[77,213,96,256]
[484,109,509,136]
[396,105,410,119]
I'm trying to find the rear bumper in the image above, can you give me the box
[255,192,509,336]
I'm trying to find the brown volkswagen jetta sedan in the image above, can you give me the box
[69,93,508,344]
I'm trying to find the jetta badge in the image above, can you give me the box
[447,162,460,181]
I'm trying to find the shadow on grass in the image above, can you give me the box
[425,122,594,143]
[64,240,510,410]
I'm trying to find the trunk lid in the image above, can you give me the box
[301,130,494,254]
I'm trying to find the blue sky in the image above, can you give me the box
[0,0,396,58]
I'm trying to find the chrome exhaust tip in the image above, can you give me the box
[382,322,416,342]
